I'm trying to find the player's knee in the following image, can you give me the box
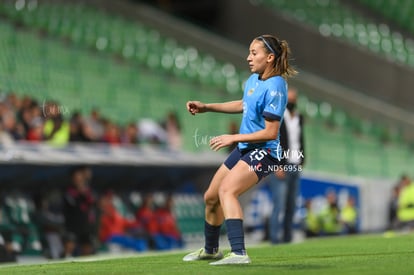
[218,184,234,199]
[204,192,219,208]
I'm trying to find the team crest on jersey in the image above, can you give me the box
[247,88,254,95]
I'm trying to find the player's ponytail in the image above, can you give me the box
[276,40,297,79]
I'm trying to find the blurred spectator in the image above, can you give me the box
[388,177,405,230]
[1,109,25,140]
[69,111,93,142]
[63,166,97,257]
[302,199,320,238]
[135,193,184,250]
[33,190,65,259]
[340,196,358,234]
[162,111,182,150]
[19,99,40,134]
[135,192,175,250]
[397,176,414,229]
[138,118,167,146]
[319,190,342,236]
[102,121,121,145]
[121,122,140,145]
[98,192,147,252]
[43,101,70,146]
[135,193,158,238]
[83,108,105,141]
[0,120,14,147]
[153,194,183,249]
[26,117,44,142]
[0,93,170,148]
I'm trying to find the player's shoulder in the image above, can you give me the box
[246,73,259,82]
[264,75,287,91]
[267,75,286,85]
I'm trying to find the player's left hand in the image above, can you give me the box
[210,135,234,151]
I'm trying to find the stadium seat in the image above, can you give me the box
[0,1,411,179]
[357,0,414,34]
[261,0,414,68]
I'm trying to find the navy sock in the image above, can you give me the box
[225,219,246,255]
[204,221,221,254]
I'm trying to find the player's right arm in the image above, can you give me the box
[186,100,243,115]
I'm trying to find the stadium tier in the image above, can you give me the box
[260,0,414,67]
[0,0,244,93]
[357,0,414,33]
[0,19,241,152]
[0,0,412,179]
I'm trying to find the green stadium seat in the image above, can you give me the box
[261,0,414,68]
[0,1,411,179]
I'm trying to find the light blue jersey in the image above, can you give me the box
[238,74,288,159]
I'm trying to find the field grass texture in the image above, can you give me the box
[1,232,413,275]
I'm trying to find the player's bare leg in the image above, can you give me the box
[204,164,229,225]
[219,161,258,219]
[210,160,257,265]
[183,164,229,261]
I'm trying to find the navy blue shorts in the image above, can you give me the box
[223,147,281,181]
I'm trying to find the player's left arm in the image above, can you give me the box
[210,84,286,151]
[210,119,280,151]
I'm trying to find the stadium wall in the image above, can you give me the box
[243,171,393,234]
[0,159,392,233]
[301,172,393,232]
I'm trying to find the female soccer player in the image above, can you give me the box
[183,34,297,265]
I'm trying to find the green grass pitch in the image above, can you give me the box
[1,233,413,275]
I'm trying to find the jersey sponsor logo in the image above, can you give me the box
[243,102,247,117]
[270,104,277,111]
[270,90,282,97]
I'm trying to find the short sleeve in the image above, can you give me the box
[262,82,287,121]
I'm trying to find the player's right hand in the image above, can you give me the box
[186,101,207,115]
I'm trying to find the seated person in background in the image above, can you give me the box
[135,193,158,249]
[121,122,140,145]
[340,196,358,234]
[26,117,44,142]
[43,101,70,147]
[154,194,183,250]
[302,199,320,238]
[397,176,414,229]
[102,121,121,145]
[98,192,147,252]
[319,190,342,236]
[162,111,182,151]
